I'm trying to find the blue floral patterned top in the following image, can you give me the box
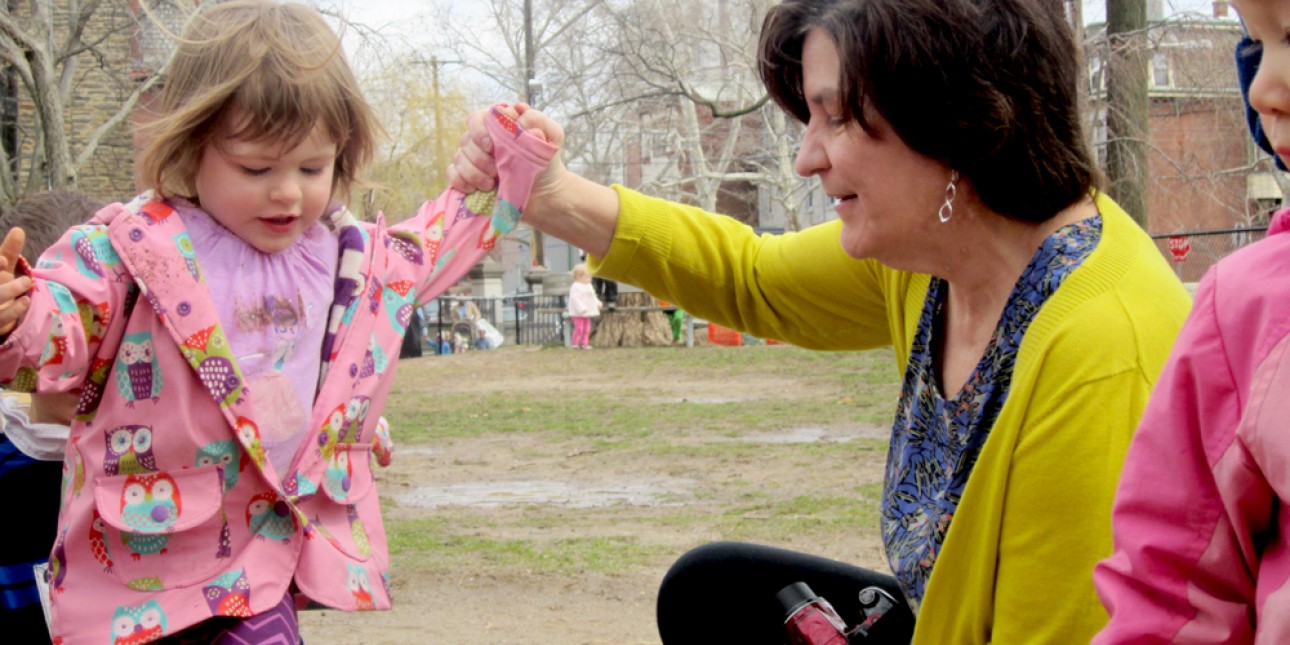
[880,214,1103,612]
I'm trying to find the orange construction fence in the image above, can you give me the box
[707,323,743,346]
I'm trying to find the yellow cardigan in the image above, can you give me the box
[592,187,1190,644]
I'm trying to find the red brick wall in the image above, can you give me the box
[1146,97,1251,234]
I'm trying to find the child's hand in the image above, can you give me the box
[0,228,32,336]
[448,103,566,199]
[510,103,561,144]
[493,104,552,143]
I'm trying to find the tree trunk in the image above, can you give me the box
[590,291,673,348]
[31,61,75,190]
[1106,0,1150,228]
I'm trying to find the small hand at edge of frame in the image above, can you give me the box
[0,227,33,337]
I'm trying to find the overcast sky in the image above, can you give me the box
[311,0,431,33]
[1084,0,1239,23]
[312,0,1239,35]
[307,0,1242,84]
[307,0,455,66]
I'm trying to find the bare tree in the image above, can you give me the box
[431,0,615,266]
[358,55,476,223]
[1086,4,1262,244]
[759,103,809,231]
[430,0,813,237]
[1105,0,1150,226]
[0,0,193,208]
[600,0,813,229]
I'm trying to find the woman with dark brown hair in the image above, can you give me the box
[451,1,1189,641]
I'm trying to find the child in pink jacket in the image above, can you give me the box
[0,2,553,643]
[1094,0,1290,641]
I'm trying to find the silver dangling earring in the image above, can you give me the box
[938,170,958,224]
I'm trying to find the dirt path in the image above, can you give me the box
[300,345,895,644]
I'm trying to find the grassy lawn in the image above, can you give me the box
[376,344,900,578]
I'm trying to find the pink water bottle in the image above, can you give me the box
[777,582,850,645]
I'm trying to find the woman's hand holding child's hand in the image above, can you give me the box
[449,101,617,257]
[0,228,32,336]
[448,103,566,221]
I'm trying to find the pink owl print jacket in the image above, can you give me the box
[0,108,554,645]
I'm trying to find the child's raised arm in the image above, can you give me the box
[384,105,557,305]
[0,227,33,335]
[0,215,135,395]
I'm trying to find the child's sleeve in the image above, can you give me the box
[0,219,130,393]
[388,105,557,303]
[1092,272,1264,643]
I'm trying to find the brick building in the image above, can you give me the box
[616,0,780,230]
[1086,4,1268,232]
[622,97,765,227]
[1085,1,1278,278]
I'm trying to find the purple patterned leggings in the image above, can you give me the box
[156,592,301,645]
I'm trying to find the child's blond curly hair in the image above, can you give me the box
[139,0,380,204]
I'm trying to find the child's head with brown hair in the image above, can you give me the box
[572,263,592,283]
[139,0,379,206]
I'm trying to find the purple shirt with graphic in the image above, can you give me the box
[176,201,338,473]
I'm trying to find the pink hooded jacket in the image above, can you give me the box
[0,108,553,644]
[1094,208,1290,643]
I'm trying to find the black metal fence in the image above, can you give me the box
[411,228,1268,353]
[1150,227,1268,283]
[419,293,567,351]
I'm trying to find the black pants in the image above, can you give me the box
[399,308,424,358]
[656,542,915,644]
[593,277,617,305]
[0,436,61,644]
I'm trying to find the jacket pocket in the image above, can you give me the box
[309,443,378,561]
[320,443,376,504]
[93,463,226,589]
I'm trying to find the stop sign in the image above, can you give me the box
[1167,236,1191,263]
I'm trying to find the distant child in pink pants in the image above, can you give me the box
[567,263,602,349]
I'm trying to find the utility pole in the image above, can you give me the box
[523,0,546,268]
